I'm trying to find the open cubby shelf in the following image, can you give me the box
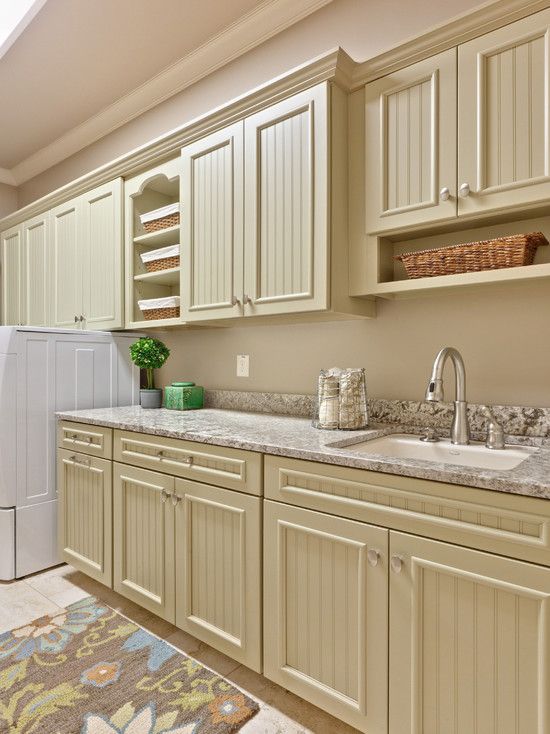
[365,210,550,298]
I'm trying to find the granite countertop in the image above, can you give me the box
[56,406,550,500]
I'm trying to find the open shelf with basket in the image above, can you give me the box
[125,158,183,327]
[361,209,550,298]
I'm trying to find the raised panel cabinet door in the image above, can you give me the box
[264,500,389,734]
[364,48,457,233]
[113,463,175,621]
[1,225,23,325]
[243,83,329,316]
[23,212,50,326]
[57,449,112,586]
[458,8,550,215]
[81,179,124,329]
[51,198,81,328]
[174,478,262,671]
[181,123,244,321]
[389,531,550,734]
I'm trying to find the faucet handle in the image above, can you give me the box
[481,406,505,450]
[420,426,440,443]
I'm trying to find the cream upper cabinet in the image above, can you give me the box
[243,83,329,316]
[365,49,457,233]
[264,500,389,734]
[174,478,262,671]
[81,179,123,330]
[52,179,123,330]
[181,122,244,321]
[51,197,82,329]
[389,531,550,734]
[1,225,24,326]
[23,213,50,326]
[458,8,550,216]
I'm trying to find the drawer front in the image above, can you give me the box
[265,455,550,567]
[58,421,112,459]
[114,430,262,495]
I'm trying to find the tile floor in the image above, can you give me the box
[0,564,360,734]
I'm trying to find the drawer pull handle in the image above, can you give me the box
[183,456,193,466]
[367,549,381,567]
[160,489,172,503]
[171,494,182,506]
[390,555,404,574]
[70,455,91,467]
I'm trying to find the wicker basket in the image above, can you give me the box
[143,213,180,233]
[396,232,548,279]
[142,306,180,320]
[145,255,180,273]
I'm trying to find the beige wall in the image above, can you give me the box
[0,184,18,217]
[17,0,484,205]
[158,280,550,408]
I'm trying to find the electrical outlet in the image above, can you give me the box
[236,354,249,377]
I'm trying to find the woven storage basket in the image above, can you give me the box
[142,306,180,320]
[396,232,548,279]
[143,212,180,233]
[145,255,180,273]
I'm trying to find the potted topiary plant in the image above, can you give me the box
[130,337,170,409]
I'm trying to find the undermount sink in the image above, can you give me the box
[337,433,537,471]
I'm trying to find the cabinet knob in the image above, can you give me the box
[459,183,471,197]
[243,294,253,305]
[390,555,404,574]
[183,456,193,466]
[171,494,182,506]
[79,314,85,322]
[74,315,79,324]
[439,186,451,201]
[160,489,171,503]
[367,548,381,567]
[231,296,241,306]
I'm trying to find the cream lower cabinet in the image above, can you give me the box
[389,531,550,734]
[113,463,175,620]
[174,478,262,671]
[264,500,389,733]
[57,449,112,586]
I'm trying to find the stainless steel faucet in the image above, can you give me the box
[425,347,470,445]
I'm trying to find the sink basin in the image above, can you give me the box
[339,433,536,471]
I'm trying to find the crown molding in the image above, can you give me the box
[9,0,333,186]
[351,0,550,86]
[0,47,347,229]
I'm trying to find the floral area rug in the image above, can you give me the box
[0,596,259,733]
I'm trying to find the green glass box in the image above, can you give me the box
[163,382,204,410]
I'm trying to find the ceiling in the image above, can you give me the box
[0,0,303,175]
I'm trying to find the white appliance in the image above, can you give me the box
[0,327,139,580]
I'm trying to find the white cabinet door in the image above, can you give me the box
[1,225,23,326]
[81,179,123,330]
[364,49,457,233]
[23,212,50,326]
[181,123,244,321]
[264,500,389,734]
[389,531,550,734]
[51,198,81,328]
[244,83,329,316]
[458,8,550,215]
[174,478,262,671]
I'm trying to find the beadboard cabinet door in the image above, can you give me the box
[113,463,175,621]
[243,83,329,316]
[364,48,457,233]
[264,500,389,734]
[1,225,24,326]
[174,478,262,671]
[389,532,550,734]
[458,8,550,216]
[181,123,244,321]
[81,179,123,330]
[57,449,112,586]
[23,212,50,326]
[51,198,81,329]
